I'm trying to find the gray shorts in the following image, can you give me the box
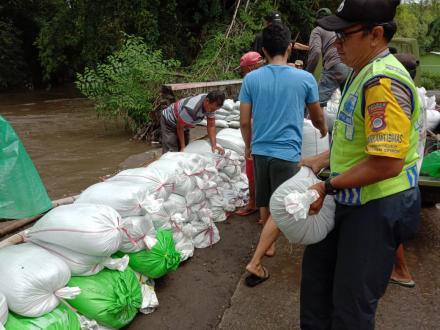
[160,116,190,153]
[253,155,299,208]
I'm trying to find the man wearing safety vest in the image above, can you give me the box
[299,0,421,328]
[160,91,225,153]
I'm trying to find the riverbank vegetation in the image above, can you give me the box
[1,0,439,138]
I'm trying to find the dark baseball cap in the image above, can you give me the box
[264,12,282,23]
[318,0,401,31]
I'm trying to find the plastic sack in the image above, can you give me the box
[0,115,52,220]
[192,212,221,249]
[31,239,129,276]
[119,216,156,253]
[216,128,245,156]
[135,273,160,314]
[75,181,162,217]
[216,120,230,128]
[115,230,181,279]
[108,167,175,201]
[228,121,240,129]
[0,292,7,326]
[0,243,80,317]
[222,99,235,111]
[26,203,123,257]
[270,167,336,244]
[4,303,81,330]
[301,120,330,157]
[421,151,440,178]
[67,268,142,329]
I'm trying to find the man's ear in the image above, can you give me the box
[370,26,384,47]
[262,48,269,60]
[287,42,293,56]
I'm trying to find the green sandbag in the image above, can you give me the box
[115,229,181,279]
[5,303,80,330]
[421,151,440,178]
[0,115,52,219]
[67,267,142,329]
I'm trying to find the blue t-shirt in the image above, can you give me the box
[239,65,319,162]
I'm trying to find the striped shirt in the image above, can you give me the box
[162,93,215,127]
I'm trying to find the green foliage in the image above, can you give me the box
[76,34,180,130]
[0,19,27,89]
[421,72,440,90]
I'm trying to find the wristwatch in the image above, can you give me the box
[324,178,338,195]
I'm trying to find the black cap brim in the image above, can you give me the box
[317,14,358,31]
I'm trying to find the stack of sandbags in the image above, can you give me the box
[270,167,335,244]
[0,244,80,318]
[198,99,241,128]
[418,87,440,131]
[301,119,330,157]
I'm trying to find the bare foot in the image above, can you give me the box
[265,242,276,257]
[246,262,266,277]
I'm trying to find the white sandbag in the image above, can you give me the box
[75,181,162,217]
[161,152,217,182]
[215,119,229,128]
[270,167,335,245]
[225,114,240,122]
[191,210,220,248]
[216,128,245,156]
[228,121,240,129]
[301,119,330,157]
[222,99,235,111]
[184,140,230,170]
[170,214,195,261]
[426,109,440,131]
[233,100,240,110]
[0,243,80,317]
[108,167,175,200]
[31,239,129,276]
[216,108,231,116]
[215,113,227,120]
[136,273,159,315]
[26,203,123,257]
[120,216,156,253]
[198,119,207,126]
[146,194,188,230]
[0,292,7,326]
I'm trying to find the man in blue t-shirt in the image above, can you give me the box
[240,22,327,287]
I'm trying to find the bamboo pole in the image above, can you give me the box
[0,195,79,247]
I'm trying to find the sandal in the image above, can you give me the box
[245,266,270,287]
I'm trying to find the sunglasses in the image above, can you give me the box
[335,26,368,42]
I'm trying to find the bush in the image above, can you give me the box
[421,72,440,90]
[76,34,180,132]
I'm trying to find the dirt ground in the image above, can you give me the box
[126,204,439,330]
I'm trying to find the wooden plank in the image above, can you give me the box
[164,80,242,91]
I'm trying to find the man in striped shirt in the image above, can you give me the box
[160,91,225,153]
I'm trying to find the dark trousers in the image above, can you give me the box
[300,188,420,330]
[160,116,190,153]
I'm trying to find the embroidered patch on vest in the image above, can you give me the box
[368,102,387,131]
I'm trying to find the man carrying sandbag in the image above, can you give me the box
[300,0,421,328]
[240,22,327,286]
[160,91,225,153]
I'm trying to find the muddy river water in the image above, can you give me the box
[1,88,150,200]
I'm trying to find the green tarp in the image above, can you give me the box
[0,115,52,219]
[4,303,80,330]
[67,267,142,329]
[115,229,181,279]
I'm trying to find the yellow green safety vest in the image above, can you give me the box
[330,54,420,205]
